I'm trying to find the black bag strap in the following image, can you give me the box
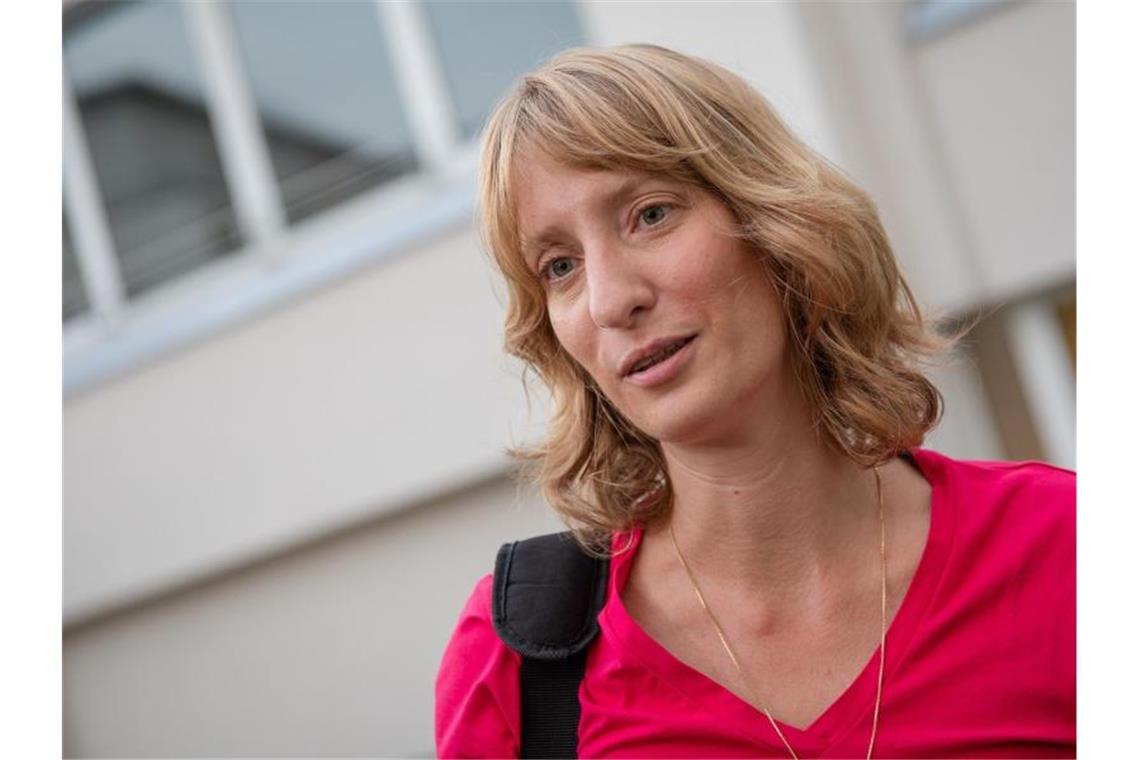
[492,531,609,759]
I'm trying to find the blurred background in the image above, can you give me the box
[61,0,1074,756]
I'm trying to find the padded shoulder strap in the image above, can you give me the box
[492,531,609,659]
[492,532,609,758]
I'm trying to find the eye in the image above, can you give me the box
[637,203,672,228]
[542,256,577,282]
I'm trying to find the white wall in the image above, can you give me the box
[796,1,1074,309]
[581,0,843,165]
[64,475,563,757]
[914,0,1075,300]
[64,221,537,624]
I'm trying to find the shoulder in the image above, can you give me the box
[436,571,520,683]
[917,448,1075,562]
[443,573,501,650]
[951,452,1072,526]
[435,573,521,758]
[945,451,1074,494]
[917,448,1073,518]
[910,452,1076,731]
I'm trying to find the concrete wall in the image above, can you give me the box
[64,476,562,757]
[913,0,1075,300]
[64,222,530,625]
[795,0,1075,309]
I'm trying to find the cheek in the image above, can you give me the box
[734,279,791,378]
[548,304,628,404]
[668,229,750,296]
[548,305,595,374]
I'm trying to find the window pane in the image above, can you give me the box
[63,216,89,322]
[423,1,585,139]
[64,1,244,299]
[228,1,417,224]
[1055,290,1076,369]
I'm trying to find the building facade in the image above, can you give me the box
[62,1,1074,755]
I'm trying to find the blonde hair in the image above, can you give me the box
[479,44,963,555]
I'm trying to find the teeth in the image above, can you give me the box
[631,339,688,374]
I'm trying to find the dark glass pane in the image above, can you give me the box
[423,1,585,138]
[228,1,418,224]
[63,216,89,322]
[64,1,244,299]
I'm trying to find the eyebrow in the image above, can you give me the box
[519,174,666,267]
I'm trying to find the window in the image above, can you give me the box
[63,0,589,392]
[422,1,585,138]
[63,217,89,322]
[64,0,243,300]
[227,1,418,224]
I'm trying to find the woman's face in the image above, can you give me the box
[514,153,792,446]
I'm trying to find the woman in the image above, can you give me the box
[436,44,1075,758]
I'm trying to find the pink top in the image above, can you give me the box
[435,448,1076,758]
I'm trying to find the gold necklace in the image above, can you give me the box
[667,466,886,760]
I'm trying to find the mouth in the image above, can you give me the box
[623,335,697,379]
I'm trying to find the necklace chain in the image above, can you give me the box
[667,466,886,760]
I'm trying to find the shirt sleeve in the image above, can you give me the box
[435,573,521,758]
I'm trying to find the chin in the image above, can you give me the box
[623,387,730,446]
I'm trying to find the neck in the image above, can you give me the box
[650,384,880,611]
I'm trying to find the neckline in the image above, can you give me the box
[598,447,957,753]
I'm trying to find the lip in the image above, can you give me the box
[621,334,697,387]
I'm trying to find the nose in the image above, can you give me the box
[585,240,656,329]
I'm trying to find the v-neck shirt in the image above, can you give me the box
[435,448,1075,757]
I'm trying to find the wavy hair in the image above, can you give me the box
[478,44,965,555]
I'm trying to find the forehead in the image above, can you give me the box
[515,153,659,206]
